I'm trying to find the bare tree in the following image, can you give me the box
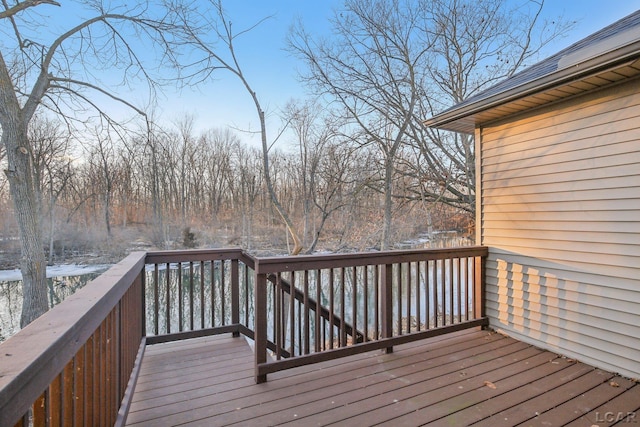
[289,0,573,243]
[283,100,355,253]
[405,0,574,219]
[114,142,136,228]
[28,116,73,264]
[200,128,238,220]
[289,0,429,249]
[308,137,361,253]
[230,143,263,249]
[85,128,119,238]
[0,0,217,326]
[184,0,304,254]
[283,100,323,250]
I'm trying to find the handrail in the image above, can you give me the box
[254,246,486,272]
[145,248,247,264]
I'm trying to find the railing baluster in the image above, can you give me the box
[153,264,159,335]
[457,258,462,323]
[415,262,421,332]
[340,268,346,347]
[112,308,119,424]
[210,260,216,327]
[43,386,51,426]
[244,263,250,326]
[329,269,334,349]
[221,261,226,325]
[474,255,485,319]
[105,317,112,426]
[178,262,183,332]
[315,269,321,352]
[200,261,205,329]
[98,322,105,425]
[74,346,84,425]
[351,267,357,344]
[407,262,412,333]
[396,263,402,335]
[231,259,240,335]
[281,273,287,357]
[86,335,94,423]
[271,278,276,350]
[363,266,369,341]
[50,372,61,426]
[189,262,194,331]
[276,274,282,360]
[254,271,267,384]
[374,265,380,340]
[449,258,454,325]
[165,262,171,334]
[289,272,295,355]
[426,261,431,328]
[433,260,438,327]
[439,259,444,326]
[107,312,113,424]
[303,270,310,355]
[382,263,393,353]
[465,257,470,321]
[297,299,302,356]
[63,357,73,425]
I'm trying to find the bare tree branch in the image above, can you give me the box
[0,0,59,20]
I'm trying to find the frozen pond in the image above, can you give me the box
[0,264,111,342]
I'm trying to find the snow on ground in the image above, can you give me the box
[0,264,112,282]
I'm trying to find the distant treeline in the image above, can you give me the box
[0,116,472,262]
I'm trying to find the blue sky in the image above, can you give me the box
[17,0,640,147]
[161,0,640,147]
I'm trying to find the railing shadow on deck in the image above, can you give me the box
[0,246,488,426]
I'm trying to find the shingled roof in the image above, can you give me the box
[425,9,640,133]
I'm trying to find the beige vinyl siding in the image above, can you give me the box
[480,78,640,379]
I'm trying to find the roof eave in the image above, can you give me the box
[425,40,640,134]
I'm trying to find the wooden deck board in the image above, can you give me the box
[359,350,565,426]
[125,329,639,426]
[564,381,640,427]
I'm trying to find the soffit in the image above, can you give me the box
[428,57,640,134]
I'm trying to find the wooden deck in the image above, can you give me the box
[125,328,640,426]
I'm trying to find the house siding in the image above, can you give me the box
[480,77,640,379]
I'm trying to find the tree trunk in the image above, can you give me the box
[2,123,48,327]
[257,109,303,255]
[104,191,112,238]
[381,156,393,251]
[48,187,55,265]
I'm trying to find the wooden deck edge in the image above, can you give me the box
[115,338,146,427]
[145,324,242,345]
[258,318,488,377]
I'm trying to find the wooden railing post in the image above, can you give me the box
[254,271,268,383]
[231,259,240,337]
[381,264,393,354]
[474,255,486,321]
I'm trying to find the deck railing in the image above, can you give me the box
[143,249,255,342]
[0,246,487,426]
[253,246,488,382]
[0,252,146,427]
